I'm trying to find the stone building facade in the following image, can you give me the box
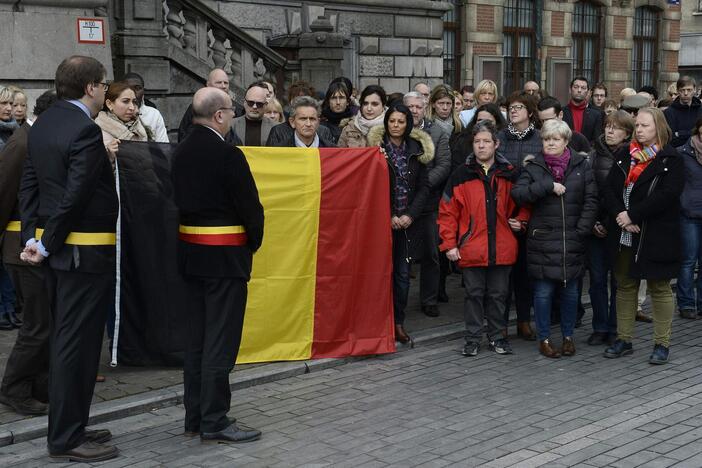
[455,0,681,102]
[679,0,702,83]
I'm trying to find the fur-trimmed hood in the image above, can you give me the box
[366,125,435,165]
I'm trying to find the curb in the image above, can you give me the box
[0,320,467,447]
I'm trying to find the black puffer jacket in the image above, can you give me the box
[591,135,629,225]
[664,97,702,148]
[601,144,684,280]
[497,126,542,169]
[511,151,598,282]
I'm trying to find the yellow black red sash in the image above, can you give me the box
[178,224,247,246]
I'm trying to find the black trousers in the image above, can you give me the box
[462,266,512,341]
[46,268,112,453]
[505,236,532,323]
[183,276,247,433]
[1,263,50,401]
[417,212,440,306]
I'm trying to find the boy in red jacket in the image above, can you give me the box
[439,121,530,356]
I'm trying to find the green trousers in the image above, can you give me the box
[614,247,674,347]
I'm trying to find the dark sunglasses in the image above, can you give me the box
[246,100,267,109]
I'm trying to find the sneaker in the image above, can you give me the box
[462,341,479,357]
[489,338,513,355]
[649,344,669,365]
[603,339,633,358]
[679,309,697,320]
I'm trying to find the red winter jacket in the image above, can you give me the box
[438,155,530,268]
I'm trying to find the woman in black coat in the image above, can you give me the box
[586,110,635,346]
[367,103,434,345]
[512,119,598,359]
[601,107,684,365]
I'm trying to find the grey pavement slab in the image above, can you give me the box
[0,302,701,467]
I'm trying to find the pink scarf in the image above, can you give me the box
[543,148,571,183]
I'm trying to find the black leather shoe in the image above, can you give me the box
[7,310,22,328]
[0,315,12,331]
[84,428,112,444]
[422,304,440,317]
[49,441,118,462]
[201,423,261,444]
[587,332,608,346]
[0,393,47,415]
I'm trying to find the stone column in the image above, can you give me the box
[297,16,344,94]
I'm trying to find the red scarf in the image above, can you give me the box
[625,140,659,186]
[568,100,588,133]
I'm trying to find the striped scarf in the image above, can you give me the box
[625,141,659,186]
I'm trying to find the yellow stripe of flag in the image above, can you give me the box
[35,228,116,246]
[237,147,321,363]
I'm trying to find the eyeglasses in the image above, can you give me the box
[245,100,267,109]
[96,81,111,91]
[605,125,623,131]
[509,104,526,112]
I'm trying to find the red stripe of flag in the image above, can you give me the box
[311,148,396,358]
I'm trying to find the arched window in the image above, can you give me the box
[632,7,660,89]
[503,0,536,94]
[572,1,602,84]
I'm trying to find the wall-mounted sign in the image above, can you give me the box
[77,18,105,44]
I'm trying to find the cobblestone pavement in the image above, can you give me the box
[1,306,701,467]
[0,273,468,426]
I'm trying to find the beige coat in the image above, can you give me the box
[337,118,370,148]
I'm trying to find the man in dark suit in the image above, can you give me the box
[0,90,57,417]
[20,56,119,462]
[172,87,264,444]
[267,96,336,148]
[562,76,604,144]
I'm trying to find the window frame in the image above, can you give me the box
[442,0,461,88]
[632,6,660,89]
[502,0,537,96]
[571,1,603,84]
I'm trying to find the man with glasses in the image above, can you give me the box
[20,56,119,462]
[173,87,264,445]
[562,76,603,144]
[591,83,608,111]
[231,81,276,146]
[664,76,702,147]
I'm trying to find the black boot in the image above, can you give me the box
[7,310,22,328]
[0,312,12,331]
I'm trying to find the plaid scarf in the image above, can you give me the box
[625,140,659,186]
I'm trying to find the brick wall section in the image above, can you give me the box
[551,11,564,37]
[547,46,566,58]
[613,16,627,40]
[473,42,498,55]
[609,82,626,98]
[608,49,628,72]
[664,50,679,73]
[476,5,494,33]
[669,20,680,42]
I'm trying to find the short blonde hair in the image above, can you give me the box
[266,97,285,122]
[0,87,13,104]
[474,80,498,103]
[541,119,572,142]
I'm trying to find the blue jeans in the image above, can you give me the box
[392,230,410,325]
[588,236,617,333]
[677,215,702,312]
[532,278,579,341]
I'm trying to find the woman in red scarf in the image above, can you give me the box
[601,108,684,365]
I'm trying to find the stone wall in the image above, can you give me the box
[0,0,113,113]
[679,0,702,83]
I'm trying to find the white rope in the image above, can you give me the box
[110,157,122,367]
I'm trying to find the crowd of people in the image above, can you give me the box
[0,58,701,460]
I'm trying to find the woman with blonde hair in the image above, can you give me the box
[459,80,498,125]
[601,107,684,364]
[427,85,462,138]
[7,86,28,126]
[264,98,285,123]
